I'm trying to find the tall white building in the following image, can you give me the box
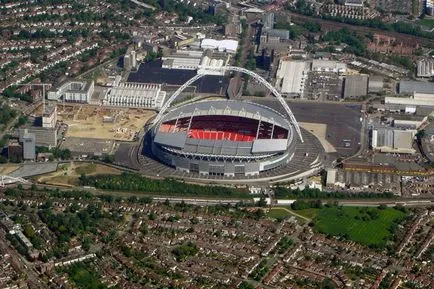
[124,54,131,71]
[22,130,36,160]
[131,50,137,70]
[42,105,57,128]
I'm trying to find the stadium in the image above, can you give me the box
[151,99,300,176]
[143,66,324,182]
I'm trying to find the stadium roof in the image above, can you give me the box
[163,100,291,129]
[154,100,293,156]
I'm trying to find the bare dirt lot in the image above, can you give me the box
[57,104,155,141]
[0,164,20,175]
[36,162,122,187]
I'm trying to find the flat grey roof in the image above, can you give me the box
[266,29,290,40]
[399,80,434,95]
[252,139,288,153]
[154,132,187,149]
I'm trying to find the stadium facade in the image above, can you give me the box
[151,100,298,176]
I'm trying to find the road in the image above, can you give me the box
[231,17,260,98]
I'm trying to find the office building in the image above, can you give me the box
[47,81,94,103]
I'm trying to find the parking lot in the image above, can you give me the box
[253,99,362,157]
[304,72,343,101]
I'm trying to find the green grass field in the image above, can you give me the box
[417,18,434,29]
[292,208,319,219]
[313,206,408,247]
[268,208,292,219]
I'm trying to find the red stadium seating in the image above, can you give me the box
[162,115,288,142]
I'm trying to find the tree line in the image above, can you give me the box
[79,173,250,198]
[0,101,17,127]
[274,186,396,199]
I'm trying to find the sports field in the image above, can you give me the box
[313,206,408,247]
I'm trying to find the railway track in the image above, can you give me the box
[289,13,434,48]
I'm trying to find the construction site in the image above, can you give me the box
[57,104,155,141]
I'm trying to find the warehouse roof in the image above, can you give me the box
[344,75,368,98]
[128,60,229,94]
[393,130,414,150]
[311,60,347,72]
[399,80,434,95]
[276,60,307,95]
[266,29,290,40]
[201,39,238,53]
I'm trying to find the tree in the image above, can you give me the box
[15,115,28,127]
[23,224,35,239]
[238,281,255,289]
[378,204,387,210]
[102,154,114,163]
[149,212,157,220]
[288,0,314,16]
[81,236,92,252]
[0,156,7,164]
[416,130,426,140]
[322,28,366,56]
[256,196,267,207]
[172,242,199,261]
[139,223,148,235]
[320,278,336,289]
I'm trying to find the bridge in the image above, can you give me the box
[153,66,304,142]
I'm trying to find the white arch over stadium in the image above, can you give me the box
[153,66,304,142]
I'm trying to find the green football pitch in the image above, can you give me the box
[313,206,408,247]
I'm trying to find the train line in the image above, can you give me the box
[289,12,434,47]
